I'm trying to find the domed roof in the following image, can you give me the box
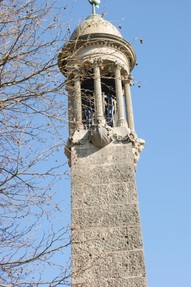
[70,14,122,40]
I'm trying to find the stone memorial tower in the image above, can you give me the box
[58,1,147,286]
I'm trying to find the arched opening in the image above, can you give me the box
[81,69,95,129]
[101,75,117,127]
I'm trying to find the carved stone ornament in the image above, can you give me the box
[129,132,145,164]
[64,125,145,165]
[89,124,113,148]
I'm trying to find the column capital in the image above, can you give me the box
[114,61,124,70]
[89,57,103,67]
[72,66,80,79]
[114,63,124,81]
[72,62,81,71]
[123,74,133,86]
[73,71,80,80]
[108,62,126,75]
[72,63,86,78]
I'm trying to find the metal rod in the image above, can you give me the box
[92,4,96,14]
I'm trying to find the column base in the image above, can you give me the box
[117,118,127,127]
[76,123,84,131]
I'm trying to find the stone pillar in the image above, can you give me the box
[93,59,105,124]
[67,77,75,136]
[124,74,135,131]
[71,143,148,287]
[74,72,83,130]
[114,64,126,127]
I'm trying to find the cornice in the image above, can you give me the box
[58,33,136,75]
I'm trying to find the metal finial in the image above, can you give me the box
[88,0,101,15]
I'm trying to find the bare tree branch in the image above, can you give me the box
[0,0,73,285]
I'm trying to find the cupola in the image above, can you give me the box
[58,2,144,158]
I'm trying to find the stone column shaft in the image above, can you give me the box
[93,65,104,123]
[124,78,135,131]
[74,74,83,129]
[114,66,126,127]
[67,80,75,136]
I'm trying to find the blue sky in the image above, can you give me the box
[62,0,191,286]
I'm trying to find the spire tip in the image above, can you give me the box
[88,0,101,15]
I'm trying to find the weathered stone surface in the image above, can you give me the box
[72,226,143,254]
[71,143,134,166]
[72,181,138,208]
[72,163,135,185]
[71,143,147,286]
[72,250,146,282]
[72,204,140,229]
[73,277,147,287]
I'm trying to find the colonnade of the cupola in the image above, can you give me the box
[66,59,135,135]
